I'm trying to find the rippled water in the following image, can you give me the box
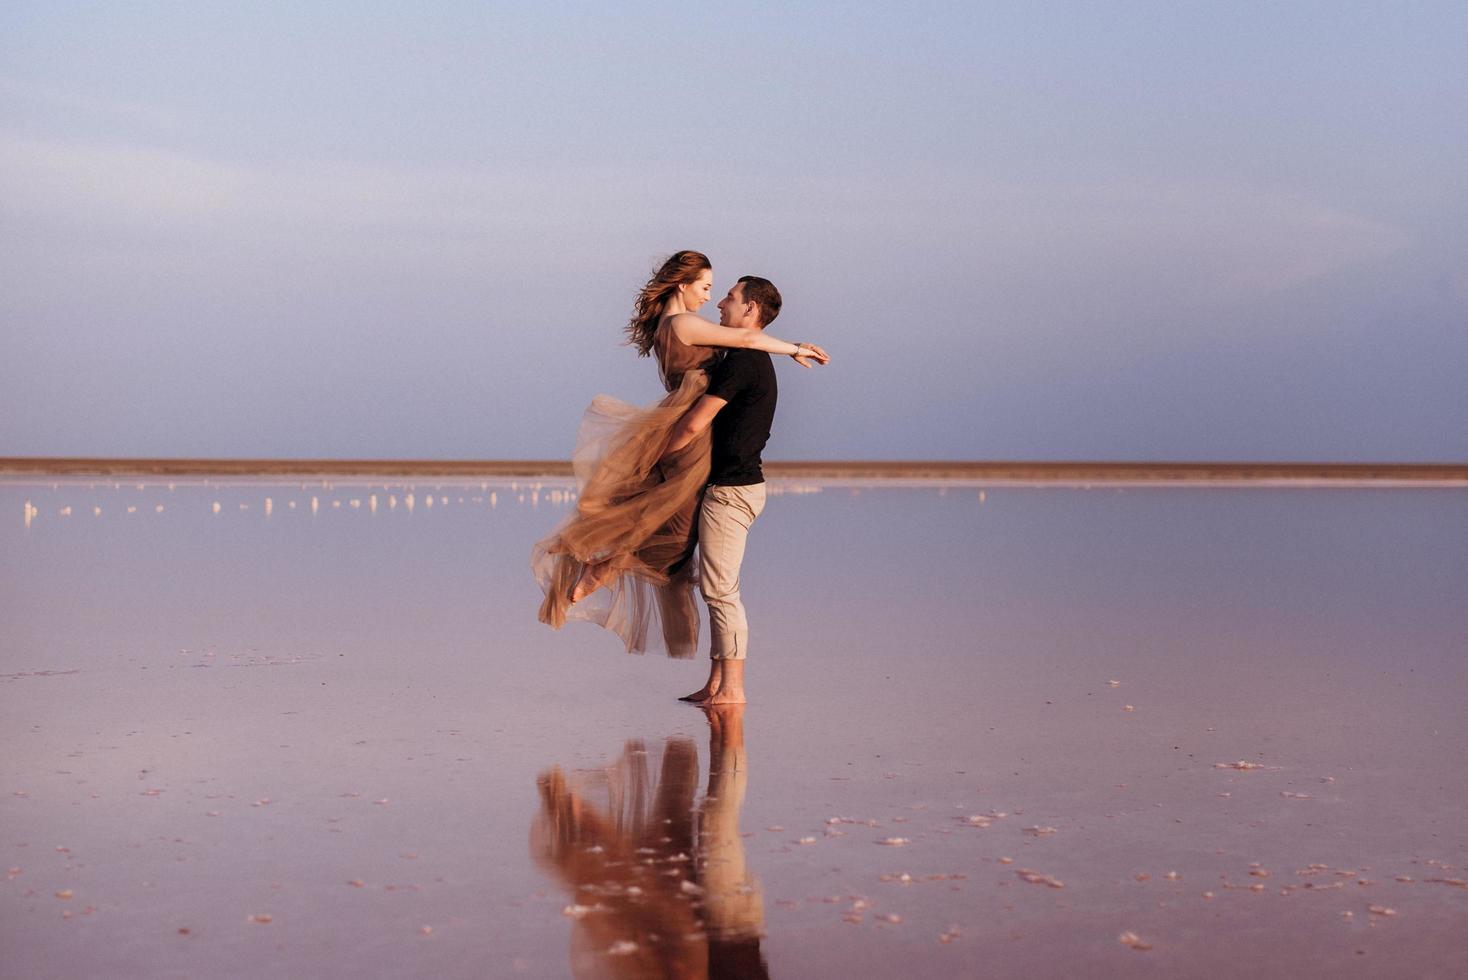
[2,477,1465,978]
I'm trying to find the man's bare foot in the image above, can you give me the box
[678,661,724,703]
[700,660,745,705]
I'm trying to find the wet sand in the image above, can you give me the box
[2,476,1465,978]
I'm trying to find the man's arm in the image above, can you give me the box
[665,394,728,454]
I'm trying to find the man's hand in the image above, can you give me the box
[792,342,830,368]
[665,394,729,454]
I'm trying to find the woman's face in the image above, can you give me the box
[678,267,713,311]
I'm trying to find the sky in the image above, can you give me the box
[1,1,1465,462]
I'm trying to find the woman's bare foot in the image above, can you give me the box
[569,561,610,604]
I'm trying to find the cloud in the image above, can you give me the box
[0,131,1415,340]
[0,132,473,232]
[755,173,1412,301]
[1048,180,1412,297]
[0,77,182,131]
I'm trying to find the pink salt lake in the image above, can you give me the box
[2,476,1465,979]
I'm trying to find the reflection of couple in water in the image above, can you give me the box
[532,705,768,979]
[533,250,829,704]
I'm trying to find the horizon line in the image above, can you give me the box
[2,457,1465,483]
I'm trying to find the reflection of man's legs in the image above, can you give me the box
[697,483,766,703]
[699,704,768,977]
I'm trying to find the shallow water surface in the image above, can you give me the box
[2,478,1465,978]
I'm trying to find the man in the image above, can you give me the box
[664,276,826,704]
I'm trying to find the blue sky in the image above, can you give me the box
[2,1,1465,461]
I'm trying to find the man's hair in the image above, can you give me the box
[737,275,782,327]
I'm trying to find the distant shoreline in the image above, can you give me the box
[2,457,1464,484]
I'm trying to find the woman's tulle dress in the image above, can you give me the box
[532,322,717,658]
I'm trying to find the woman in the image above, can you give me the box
[532,250,827,657]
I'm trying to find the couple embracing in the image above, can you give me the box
[532,250,830,704]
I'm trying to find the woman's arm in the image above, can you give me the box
[668,313,829,365]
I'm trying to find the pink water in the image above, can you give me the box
[3,478,1465,978]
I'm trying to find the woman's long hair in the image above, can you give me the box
[625,250,711,357]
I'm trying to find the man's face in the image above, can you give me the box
[716,283,757,328]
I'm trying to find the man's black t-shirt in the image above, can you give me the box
[705,348,777,486]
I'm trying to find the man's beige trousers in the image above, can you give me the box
[698,483,766,660]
